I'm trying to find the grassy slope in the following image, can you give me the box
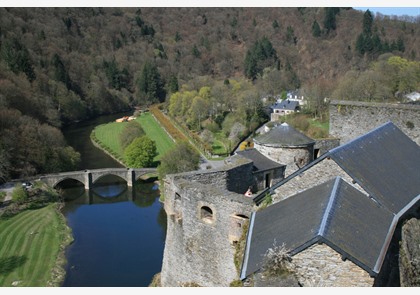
[94,112,175,163]
[0,204,69,287]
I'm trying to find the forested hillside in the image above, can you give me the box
[0,7,419,180]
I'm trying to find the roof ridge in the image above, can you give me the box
[318,177,341,237]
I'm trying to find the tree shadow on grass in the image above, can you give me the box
[0,255,28,275]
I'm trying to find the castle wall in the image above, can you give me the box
[292,243,374,287]
[254,143,314,177]
[160,160,256,287]
[329,100,420,145]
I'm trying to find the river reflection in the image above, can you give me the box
[61,176,166,287]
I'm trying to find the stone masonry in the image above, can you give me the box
[292,244,374,287]
[329,100,420,145]
[160,156,257,287]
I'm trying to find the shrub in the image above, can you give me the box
[261,241,294,277]
[0,191,6,204]
[12,184,28,205]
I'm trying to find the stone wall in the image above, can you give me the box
[160,159,257,287]
[254,143,314,177]
[399,218,420,286]
[272,158,367,204]
[253,167,285,192]
[314,138,340,158]
[329,100,420,145]
[292,244,374,287]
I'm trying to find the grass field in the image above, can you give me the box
[93,112,175,164]
[134,112,175,160]
[0,204,71,287]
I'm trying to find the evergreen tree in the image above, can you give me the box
[312,20,321,37]
[397,36,405,52]
[244,37,278,80]
[1,38,36,82]
[52,53,71,89]
[362,9,373,35]
[137,61,166,104]
[168,74,179,94]
[323,7,340,33]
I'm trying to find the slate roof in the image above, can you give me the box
[271,99,300,111]
[329,122,420,214]
[236,149,285,173]
[243,121,420,279]
[241,177,396,279]
[253,123,315,148]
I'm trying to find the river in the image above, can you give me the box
[60,112,167,287]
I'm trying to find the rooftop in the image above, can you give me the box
[253,123,315,148]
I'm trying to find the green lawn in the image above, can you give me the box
[93,121,127,157]
[93,112,175,164]
[0,204,70,287]
[135,113,175,160]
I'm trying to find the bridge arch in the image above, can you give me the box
[38,168,157,190]
[53,177,85,189]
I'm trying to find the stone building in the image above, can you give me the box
[253,122,315,176]
[235,148,285,192]
[242,122,420,286]
[160,155,257,287]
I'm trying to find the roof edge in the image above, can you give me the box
[374,193,420,274]
[240,211,256,280]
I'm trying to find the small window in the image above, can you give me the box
[200,206,214,223]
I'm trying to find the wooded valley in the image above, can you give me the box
[0,7,419,180]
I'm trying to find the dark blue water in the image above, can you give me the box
[61,113,167,287]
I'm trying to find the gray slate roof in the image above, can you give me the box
[241,177,395,279]
[243,121,420,279]
[236,149,285,172]
[329,122,420,214]
[271,100,300,111]
[253,123,315,148]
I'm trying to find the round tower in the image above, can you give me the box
[253,123,315,176]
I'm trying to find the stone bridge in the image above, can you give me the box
[38,168,157,190]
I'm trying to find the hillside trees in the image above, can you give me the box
[332,54,420,102]
[356,10,406,57]
[0,37,36,82]
[244,36,278,80]
[137,61,166,106]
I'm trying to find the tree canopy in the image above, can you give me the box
[157,141,200,179]
[124,136,157,168]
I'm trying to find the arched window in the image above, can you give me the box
[200,206,214,223]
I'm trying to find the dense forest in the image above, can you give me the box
[0,7,419,181]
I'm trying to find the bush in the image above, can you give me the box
[261,241,294,277]
[12,184,28,205]
[0,191,6,204]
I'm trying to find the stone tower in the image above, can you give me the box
[160,155,257,287]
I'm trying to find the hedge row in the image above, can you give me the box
[149,105,189,143]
